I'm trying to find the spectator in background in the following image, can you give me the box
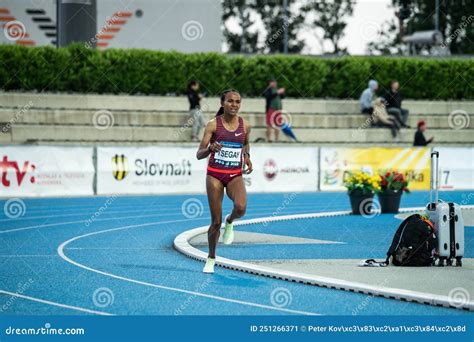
[384,80,410,128]
[360,80,378,115]
[264,78,285,142]
[414,120,434,146]
[373,98,400,138]
[187,80,204,142]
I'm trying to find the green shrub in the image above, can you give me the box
[0,44,472,100]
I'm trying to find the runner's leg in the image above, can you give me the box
[225,176,247,223]
[206,175,224,258]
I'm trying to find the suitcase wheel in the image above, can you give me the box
[455,257,462,267]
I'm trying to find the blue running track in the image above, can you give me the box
[0,191,473,316]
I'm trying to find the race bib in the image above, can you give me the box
[214,141,242,168]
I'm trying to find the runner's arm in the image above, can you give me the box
[196,120,220,160]
[243,120,253,174]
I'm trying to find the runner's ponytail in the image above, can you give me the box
[215,106,224,117]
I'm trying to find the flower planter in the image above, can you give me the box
[378,189,403,213]
[349,191,375,215]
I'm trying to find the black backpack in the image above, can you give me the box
[363,214,437,267]
[387,214,437,266]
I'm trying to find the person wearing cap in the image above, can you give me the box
[359,80,378,115]
[414,120,434,146]
[263,78,285,142]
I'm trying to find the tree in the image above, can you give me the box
[367,19,404,55]
[302,0,354,54]
[222,0,306,54]
[254,0,306,53]
[369,0,474,55]
[222,0,260,53]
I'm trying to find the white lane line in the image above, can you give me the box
[65,248,168,250]
[0,207,341,234]
[1,214,202,234]
[0,290,114,316]
[57,223,319,316]
[0,202,326,218]
[0,255,57,257]
[0,203,329,223]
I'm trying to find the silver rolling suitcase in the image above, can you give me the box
[425,151,464,266]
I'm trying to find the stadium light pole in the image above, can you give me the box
[283,0,288,54]
[239,1,245,53]
[56,0,97,47]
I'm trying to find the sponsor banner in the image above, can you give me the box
[243,147,318,193]
[320,147,431,191]
[435,147,474,190]
[0,146,94,197]
[98,146,318,194]
[97,147,207,194]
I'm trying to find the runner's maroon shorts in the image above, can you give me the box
[207,167,242,187]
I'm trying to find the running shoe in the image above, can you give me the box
[203,257,215,273]
[222,214,234,245]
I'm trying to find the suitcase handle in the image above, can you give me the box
[429,151,439,207]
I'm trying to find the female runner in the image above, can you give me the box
[196,89,253,273]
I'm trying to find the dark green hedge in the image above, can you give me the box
[0,44,472,99]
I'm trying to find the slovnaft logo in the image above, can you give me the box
[111,155,193,183]
[135,158,192,176]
